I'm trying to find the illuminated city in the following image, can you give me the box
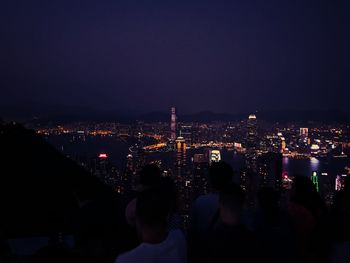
[1,0,350,262]
[29,107,350,212]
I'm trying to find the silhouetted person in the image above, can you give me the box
[326,176,350,263]
[115,188,187,263]
[129,175,183,230]
[288,176,326,262]
[71,189,136,263]
[158,176,183,230]
[205,183,256,263]
[254,187,296,263]
[125,164,162,227]
[189,161,233,262]
[290,176,326,220]
[137,164,162,190]
[191,161,233,236]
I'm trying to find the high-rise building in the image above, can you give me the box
[180,125,193,146]
[299,128,309,147]
[209,150,221,163]
[170,107,177,141]
[176,136,186,152]
[193,153,210,199]
[125,154,135,191]
[311,171,319,192]
[92,153,120,190]
[300,128,309,138]
[335,174,347,191]
[247,114,258,150]
[257,152,283,190]
[281,138,286,153]
[245,114,258,170]
[134,133,146,172]
[96,153,108,178]
[244,114,258,207]
[173,135,190,218]
[174,136,187,191]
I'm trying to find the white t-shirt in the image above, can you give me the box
[115,229,187,263]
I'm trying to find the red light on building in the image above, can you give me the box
[99,153,108,158]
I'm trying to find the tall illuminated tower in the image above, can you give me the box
[311,171,319,192]
[246,114,258,172]
[244,114,258,207]
[247,114,257,149]
[170,107,177,141]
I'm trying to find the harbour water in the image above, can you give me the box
[47,135,349,179]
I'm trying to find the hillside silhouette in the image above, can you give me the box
[0,122,130,243]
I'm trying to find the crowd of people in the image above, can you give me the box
[114,161,350,263]
[115,162,350,263]
[1,161,350,263]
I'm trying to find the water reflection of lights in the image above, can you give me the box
[310,157,320,163]
[310,157,320,171]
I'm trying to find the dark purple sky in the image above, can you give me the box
[1,0,349,114]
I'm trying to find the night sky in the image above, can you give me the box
[1,0,349,114]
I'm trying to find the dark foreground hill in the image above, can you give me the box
[0,122,130,241]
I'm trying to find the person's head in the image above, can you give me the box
[291,176,318,202]
[219,183,245,225]
[135,187,170,234]
[139,164,162,188]
[209,161,233,191]
[158,176,178,213]
[291,175,325,218]
[258,187,280,211]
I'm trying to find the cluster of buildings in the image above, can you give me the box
[35,107,350,215]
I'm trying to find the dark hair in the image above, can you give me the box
[209,161,233,191]
[159,176,178,213]
[219,183,245,213]
[291,176,326,219]
[136,187,170,226]
[258,187,280,210]
[139,164,162,187]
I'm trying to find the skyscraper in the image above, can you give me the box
[209,150,221,163]
[176,136,186,152]
[180,125,192,146]
[246,114,258,172]
[311,171,319,192]
[300,128,309,138]
[126,154,135,191]
[93,153,120,190]
[257,152,283,190]
[247,114,258,149]
[174,135,190,219]
[193,153,209,198]
[244,114,258,207]
[170,107,177,141]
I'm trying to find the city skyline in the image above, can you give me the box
[1,1,350,261]
[28,108,349,212]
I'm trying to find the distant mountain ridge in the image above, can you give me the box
[1,104,349,124]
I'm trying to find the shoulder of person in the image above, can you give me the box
[115,245,145,263]
[168,229,187,250]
